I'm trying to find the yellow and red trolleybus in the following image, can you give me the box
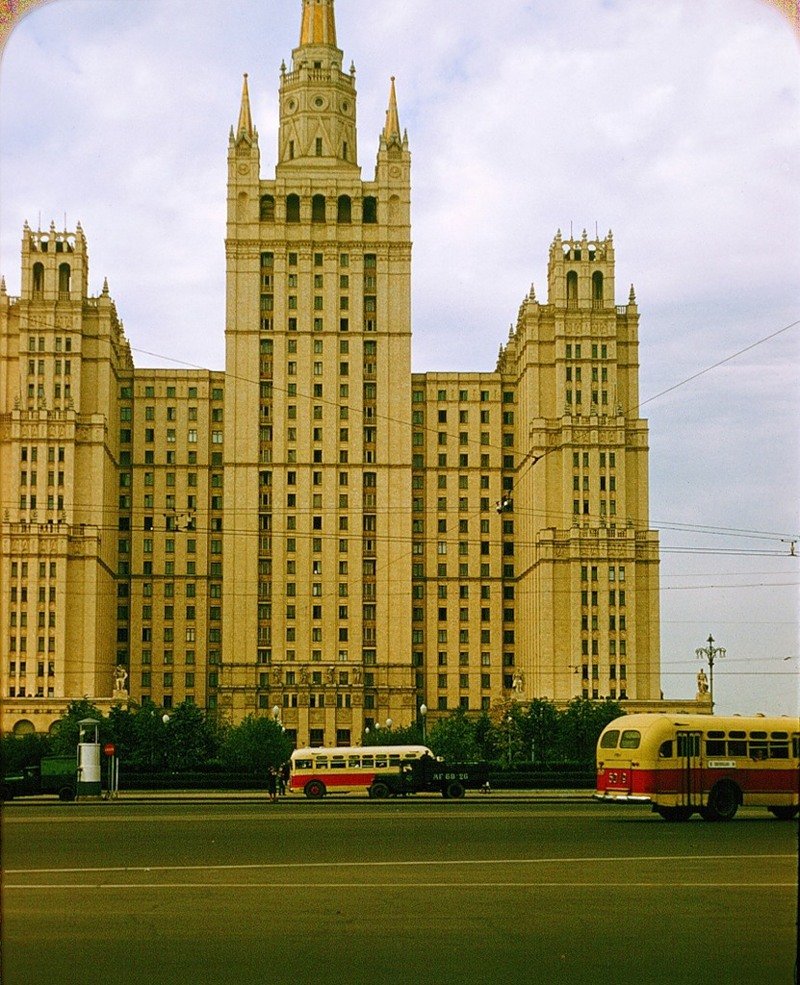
[289,744,435,798]
[595,713,799,821]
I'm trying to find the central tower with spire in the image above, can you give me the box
[222,0,414,743]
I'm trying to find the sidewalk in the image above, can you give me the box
[103,788,594,804]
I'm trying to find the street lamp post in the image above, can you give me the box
[695,634,726,712]
[419,704,427,742]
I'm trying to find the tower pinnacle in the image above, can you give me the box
[300,0,337,47]
[237,73,254,140]
[383,76,401,144]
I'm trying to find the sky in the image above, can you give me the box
[1,0,798,717]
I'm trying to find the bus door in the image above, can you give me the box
[675,730,702,809]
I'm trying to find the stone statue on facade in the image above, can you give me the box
[113,664,129,695]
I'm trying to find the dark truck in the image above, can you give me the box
[368,756,489,799]
[0,756,78,802]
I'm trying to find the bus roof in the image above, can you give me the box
[600,712,799,734]
[291,744,433,759]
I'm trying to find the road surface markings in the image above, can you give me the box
[5,880,795,891]
[6,852,792,875]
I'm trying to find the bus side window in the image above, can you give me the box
[727,740,747,757]
[348,756,361,768]
[362,756,374,768]
[750,731,768,760]
[769,743,789,759]
[600,730,620,749]
[794,737,800,758]
[658,740,673,759]
[295,758,312,770]
[375,757,388,768]
[330,758,346,770]
[706,739,726,756]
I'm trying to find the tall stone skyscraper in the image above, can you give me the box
[221,0,414,742]
[0,0,663,744]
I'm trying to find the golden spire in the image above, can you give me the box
[300,0,337,46]
[237,73,253,139]
[383,76,401,143]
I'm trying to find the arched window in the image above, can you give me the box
[286,194,301,223]
[592,271,604,302]
[312,194,326,223]
[260,195,275,221]
[362,196,377,224]
[337,195,352,224]
[58,263,71,296]
[566,270,578,302]
[32,262,44,296]
[12,719,35,736]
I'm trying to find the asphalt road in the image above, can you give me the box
[2,797,796,985]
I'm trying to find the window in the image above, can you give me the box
[337,195,351,223]
[260,195,275,221]
[286,194,300,222]
[362,197,377,223]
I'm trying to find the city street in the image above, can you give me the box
[2,797,796,985]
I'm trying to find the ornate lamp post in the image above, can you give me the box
[419,704,427,742]
[695,634,726,712]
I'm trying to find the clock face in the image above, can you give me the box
[313,95,326,110]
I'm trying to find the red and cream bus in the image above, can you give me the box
[289,744,435,798]
[595,713,799,821]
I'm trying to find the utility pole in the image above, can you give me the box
[695,634,726,712]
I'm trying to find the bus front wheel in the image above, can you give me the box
[702,781,740,821]
[304,780,326,799]
[370,782,390,799]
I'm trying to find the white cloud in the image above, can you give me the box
[1,0,798,713]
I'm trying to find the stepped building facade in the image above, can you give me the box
[0,0,662,743]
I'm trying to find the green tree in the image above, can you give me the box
[107,702,140,764]
[128,700,170,770]
[427,710,481,762]
[48,699,110,755]
[361,722,423,746]
[558,698,625,765]
[163,701,220,771]
[522,698,561,765]
[220,715,294,773]
[0,731,52,774]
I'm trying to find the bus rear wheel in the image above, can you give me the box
[702,781,740,821]
[370,782,390,799]
[769,805,799,820]
[304,780,326,799]
[58,786,76,802]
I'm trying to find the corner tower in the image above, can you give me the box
[222,0,414,744]
[498,230,660,705]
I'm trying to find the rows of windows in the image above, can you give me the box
[260,194,377,224]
